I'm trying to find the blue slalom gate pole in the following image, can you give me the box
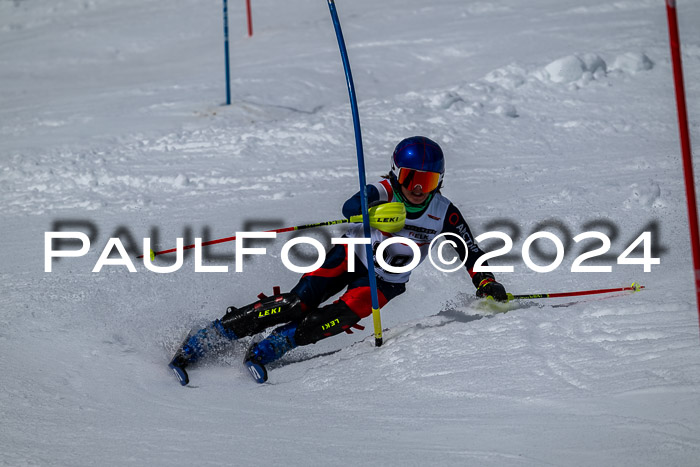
[326,0,383,346]
[223,0,231,105]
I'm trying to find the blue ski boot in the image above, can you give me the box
[244,323,298,383]
[169,320,238,386]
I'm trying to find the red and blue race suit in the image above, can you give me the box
[290,179,496,320]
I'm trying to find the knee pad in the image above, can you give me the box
[295,300,361,346]
[219,292,304,338]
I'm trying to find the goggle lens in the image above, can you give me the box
[397,168,441,193]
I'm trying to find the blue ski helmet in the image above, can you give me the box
[390,136,445,193]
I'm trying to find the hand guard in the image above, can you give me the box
[476,278,508,302]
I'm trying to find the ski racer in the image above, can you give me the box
[168,136,508,385]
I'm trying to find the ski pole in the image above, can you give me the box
[505,283,644,302]
[138,202,405,259]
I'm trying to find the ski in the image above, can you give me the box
[244,360,268,384]
[168,358,189,386]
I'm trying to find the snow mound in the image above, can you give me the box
[483,64,528,90]
[537,53,608,84]
[610,52,654,74]
[579,52,607,75]
[428,91,467,110]
[491,103,519,118]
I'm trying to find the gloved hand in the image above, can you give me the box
[476,278,508,302]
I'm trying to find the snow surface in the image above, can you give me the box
[2,0,700,465]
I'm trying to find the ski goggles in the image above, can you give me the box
[396,167,442,193]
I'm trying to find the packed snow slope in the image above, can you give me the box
[2,0,700,465]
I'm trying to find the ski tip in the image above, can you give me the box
[244,360,268,384]
[168,362,189,386]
